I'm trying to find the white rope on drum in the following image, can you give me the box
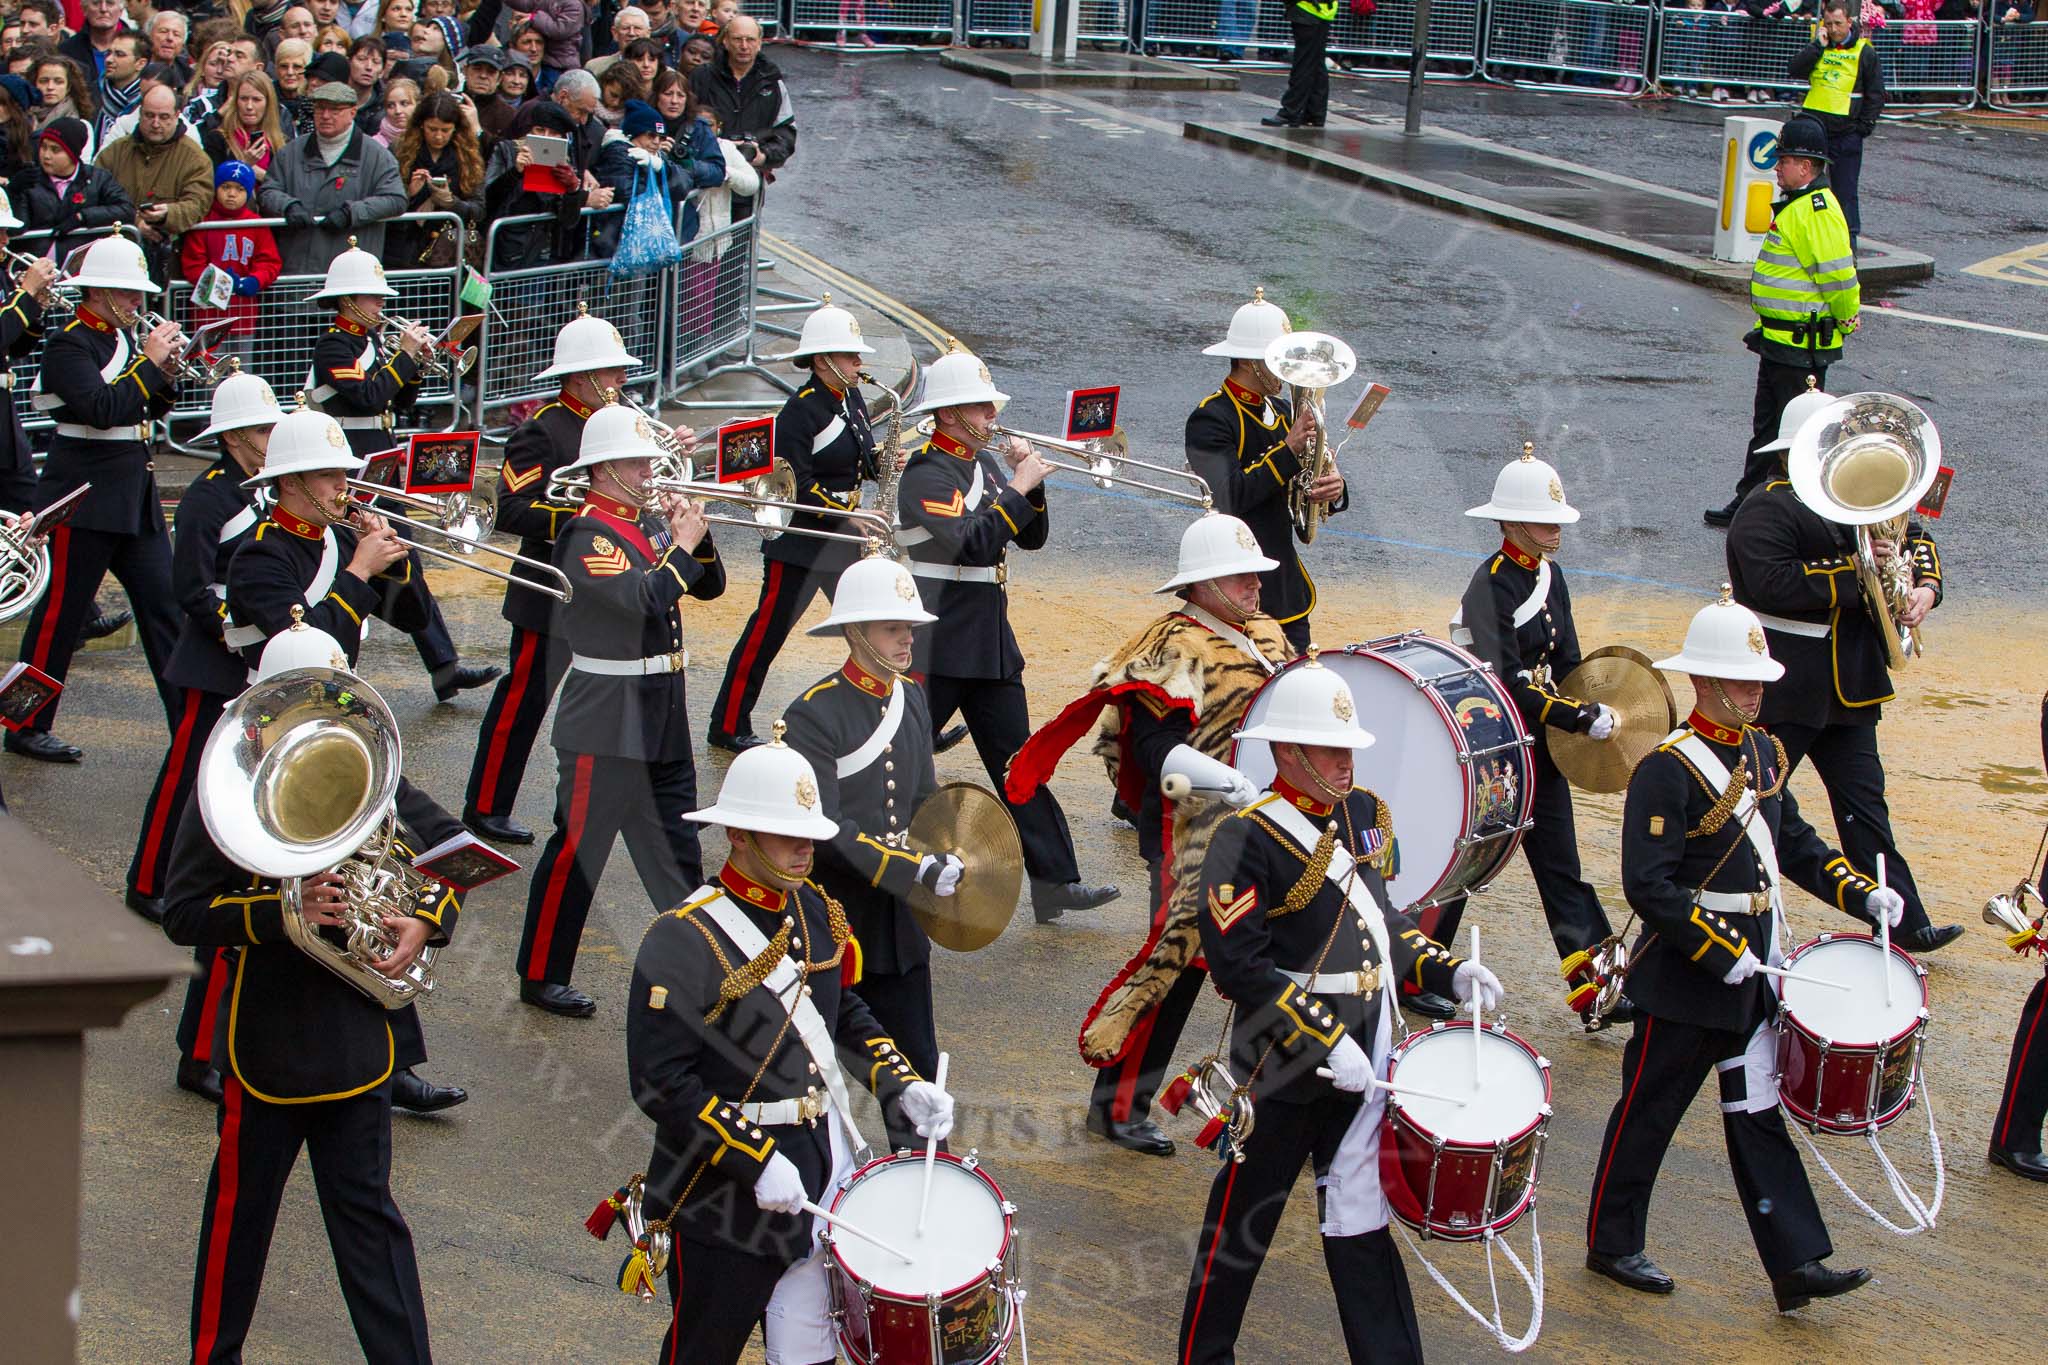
[1392,1213,1544,1353]
[1794,1078,1946,1237]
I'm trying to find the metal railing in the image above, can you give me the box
[1988,16,2048,107]
[1483,0,1655,91]
[1651,13,1982,110]
[1140,0,1482,74]
[789,0,958,40]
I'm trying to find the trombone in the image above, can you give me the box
[379,316,477,378]
[548,469,895,550]
[944,420,1213,508]
[344,479,573,603]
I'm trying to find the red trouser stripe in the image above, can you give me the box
[135,689,204,895]
[193,1076,244,1363]
[1587,1015,1654,1249]
[719,560,785,736]
[667,1260,684,1364]
[25,525,70,671]
[1112,1010,1159,1123]
[1997,985,2046,1148]
[191,948,230,1065]
[474,630,539,815]
[1182,1159,1242,1365]
[526,754,594,980]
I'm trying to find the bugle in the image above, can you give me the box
[960,422,1213,508]
[345,479,572,603]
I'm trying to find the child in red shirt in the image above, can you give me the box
[178,161,281,361]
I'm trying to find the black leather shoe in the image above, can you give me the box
[1703,500,1739,529]
[935,723,970,753]
[5,730,81,762]
[1586,1251,1675,1294]
[1403,990,1459,1021]
[1902,923,1965,953]
[1771,1259,1870,1312]
[520,980,596,1018]
[706,730,765,755]
[433,662,503,703]
[392,1067,469,1114]
[124,888,164,925]
[1260,115,1299,127]
[1110,796,1137,829]
[81,606,133,641]
[1989,1145,2048,1182]
[465,810,535,845]
[1086,1111,1176,1157]
[1030,880,1121,923]
[175,1056,224,1104]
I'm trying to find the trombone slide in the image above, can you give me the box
[986,424,1212,508]
[346,482,572,603]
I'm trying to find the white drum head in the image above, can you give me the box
[1237,650,1462,910]
[1391,1028,1547,1144]
[832,1160,1005,1295]
[1782,939,1923,1045]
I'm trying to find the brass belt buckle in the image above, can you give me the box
[1751,889,1770,915]
[799,1087,824,1125]
[1354,970,1369,996]
[995,559,1009,587]
[381,411,395,432]
[667,650,687,674]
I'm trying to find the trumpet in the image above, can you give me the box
[379,315,477,378]
[950,421,1213,508]
[344,479,573,603]
[3,247,81,310]
[548,468,894,550]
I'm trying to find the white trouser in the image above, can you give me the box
[1316,995,1397,1236]
[762,1114,855,1364]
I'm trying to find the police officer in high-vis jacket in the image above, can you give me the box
[1187,289,1344,653]
[461,311,645,845]
[1791,0,1883,245]
[708,300,880,752]
[1263,0,1335,128]
[1707,115,1858,528]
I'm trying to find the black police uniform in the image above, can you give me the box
[12,304,180,739]
[1586,711,1881,1282]
[1178,778,1460,1365]
[0,273,43,514]
[896,427,1082,889]
[227,499,456,1082]
[1437,538,1613,966]
[311,313,463,683]
[1728,480,1943,938]
[162,789,458,1365]
[628,862,921,1362]
[515,487,725,990]
[1186,377,1345,652]
[781,654,939,1133]
[707,373,874,746]
[461,389,593,824]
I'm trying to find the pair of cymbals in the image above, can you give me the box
[1548,646,1679,794]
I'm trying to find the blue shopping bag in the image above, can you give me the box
[609,160,685,278]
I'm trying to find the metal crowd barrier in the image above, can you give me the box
[789,0,957,40]
[1988,16,2048,107]
[963,0,1035,44]
[1142,0,1483,75]
[1653,13,1980,109]
[745,0,785,33]
[1483,0,1655,91]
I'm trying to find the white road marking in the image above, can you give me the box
[1869,306,2048,344]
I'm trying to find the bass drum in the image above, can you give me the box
[1233,634,1533,914]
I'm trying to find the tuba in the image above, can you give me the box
[1787,392,1941,670]
[196,665,440,1007]
[1263,331,1356,546]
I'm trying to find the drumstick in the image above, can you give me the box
[1877,853,1894,1007]
[1469,925,1484,1087]
[1316,1069,1468,1105]
[1755,964,1852,992]
[800,1200,914,1263]
[915,1051,949,1237]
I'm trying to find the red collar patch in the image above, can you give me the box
[1223,377,1266,408]
[1686,712,1744,746]
[719,861,787,913]
[75,305,116,334]
[1499,539,1542,571]
[558,389,597,420]
[269,504,323,540]
[582,488,641,521]
[928,428,975,461]
[334,315,369,337]
[842,657,890,698]
[1271,774,1335,818]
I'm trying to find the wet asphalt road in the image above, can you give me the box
[30,48,2048,1364]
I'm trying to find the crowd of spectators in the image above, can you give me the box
[0,0,799,333]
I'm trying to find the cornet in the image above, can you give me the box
[345,479,572,603]
[135,309,240,385]
[380,315,477,378]
[3,247,80,310]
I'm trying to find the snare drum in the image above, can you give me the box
[825,1151,1018,1365]
[1234,635,1533,912]
[1379,1022,1552,1241]
[1775,933,1929,1135]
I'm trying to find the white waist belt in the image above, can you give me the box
[1695,888,1771,915]
[740,1089,829,1127]
[54,422,147,441]
[570,650,688,676]
[1754,611,1830,639]
[333,414,391,430]
[908,561,1003,585]
[1281,968,1373,996]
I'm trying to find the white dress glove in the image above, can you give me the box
[1324,1033,1372,1093]
[753,1152,805,1214]
[1160,743,1261,808]
[1722,949,1762,985]
[917,853,965,898]
[1452,961,1504,1012]
[898,1080,956,1142]
[1588,704,1619,742]
[1865,886,1906,930]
